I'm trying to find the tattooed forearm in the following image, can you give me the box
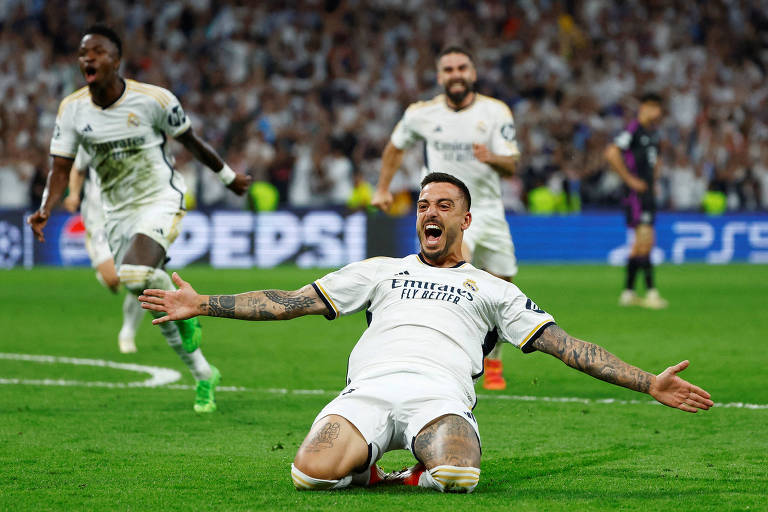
[532,324,652,394]
[263,290,318,312]
[200,285,327,321]
[206,295,236,318]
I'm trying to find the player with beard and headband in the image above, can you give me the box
[28,24,251,413]
[140,172,712,494]
[372,46,520,390]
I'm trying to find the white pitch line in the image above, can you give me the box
[0,352,181,387]
[1,352,766,410]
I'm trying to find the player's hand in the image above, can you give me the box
[63,195,80,213]
[139,272,201,324]
[472,143,492,163]
[26,210,49,243]
[628,176,648,193]
[371,188,394,212]
[227,173,252,196]
[649,360,713,413]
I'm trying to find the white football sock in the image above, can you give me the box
[119,293,145,341]
[418,465,480,493]
[291,464,352,491]
[120,264,212,380]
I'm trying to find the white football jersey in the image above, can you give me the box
[390,94,520,208]
[313,254,555,404]
[51,79,191,216]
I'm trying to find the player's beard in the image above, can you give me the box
[444,78,474,106]
[419,225,460,263]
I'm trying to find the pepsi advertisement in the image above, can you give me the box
[1,209,766,269]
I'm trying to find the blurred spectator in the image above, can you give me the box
[0,0,766,213]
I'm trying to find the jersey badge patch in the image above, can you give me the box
[476,121,487,133]
[501,122,516,141]
[433,125,442,133]
[463,279,478,292]
[127,112,140,127]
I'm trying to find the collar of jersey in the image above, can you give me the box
[91,78,128,110]
[417,253,466,268]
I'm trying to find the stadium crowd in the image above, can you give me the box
[1,0,767,213]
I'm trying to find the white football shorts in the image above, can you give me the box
[463,206,518,278]
[85,227,113,267]
[312,371,481,461]
[80,194,112,267]
[105,201,185,266]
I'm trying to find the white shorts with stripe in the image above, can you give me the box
[312,371,481,462]
[105,200,185,267]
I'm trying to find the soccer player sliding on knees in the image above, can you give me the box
[141,173,713,494]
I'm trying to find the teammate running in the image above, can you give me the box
[140,173,713,494]
[372,46,519,390]
[63,147,145,353]
[604,93,668,309]
[28,25,251,412]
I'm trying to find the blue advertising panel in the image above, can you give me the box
[392,212,768,265]
[0,209,366,269]
[1,209,766,268]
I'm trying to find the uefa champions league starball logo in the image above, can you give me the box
[0,221,22,268]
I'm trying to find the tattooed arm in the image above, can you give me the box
[138,272,329,323]
[531,324,714,413]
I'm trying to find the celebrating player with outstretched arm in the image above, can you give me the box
[373,46,521,390]
[141,173,713,494]
[28,25,251,413]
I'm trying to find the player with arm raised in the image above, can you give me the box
[372,46,519,390]
[63,146,145,353]
[141,173,712,494]
[28,25,251,413]
[604,93,667,309]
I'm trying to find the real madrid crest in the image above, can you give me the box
[463,279,478,292]
[127,112,140,127]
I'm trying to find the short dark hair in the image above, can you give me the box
[437,45,474,65]
[83,25,122,58]
[421,172,472,211]
[640,92,663,106]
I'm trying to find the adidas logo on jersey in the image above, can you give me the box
[395,270,410,276]
[433,125,442,132]
[82,124,93,133]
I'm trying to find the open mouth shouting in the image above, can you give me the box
[84,65,98,84]
[423,222,444,249]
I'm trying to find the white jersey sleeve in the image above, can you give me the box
[390,106,423,150]
[50,93,82,159]
[489,103,520,158]
[152,88,192,138]
[312,258,383,320]
[73,146,91,174]
[494,284,555,353]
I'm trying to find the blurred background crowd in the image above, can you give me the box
[1,0,767,214]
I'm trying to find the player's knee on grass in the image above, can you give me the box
[421,465,481,493]
[118,264,173,295]
[292,415,370,483]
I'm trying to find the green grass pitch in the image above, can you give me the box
[1,264,766,511]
